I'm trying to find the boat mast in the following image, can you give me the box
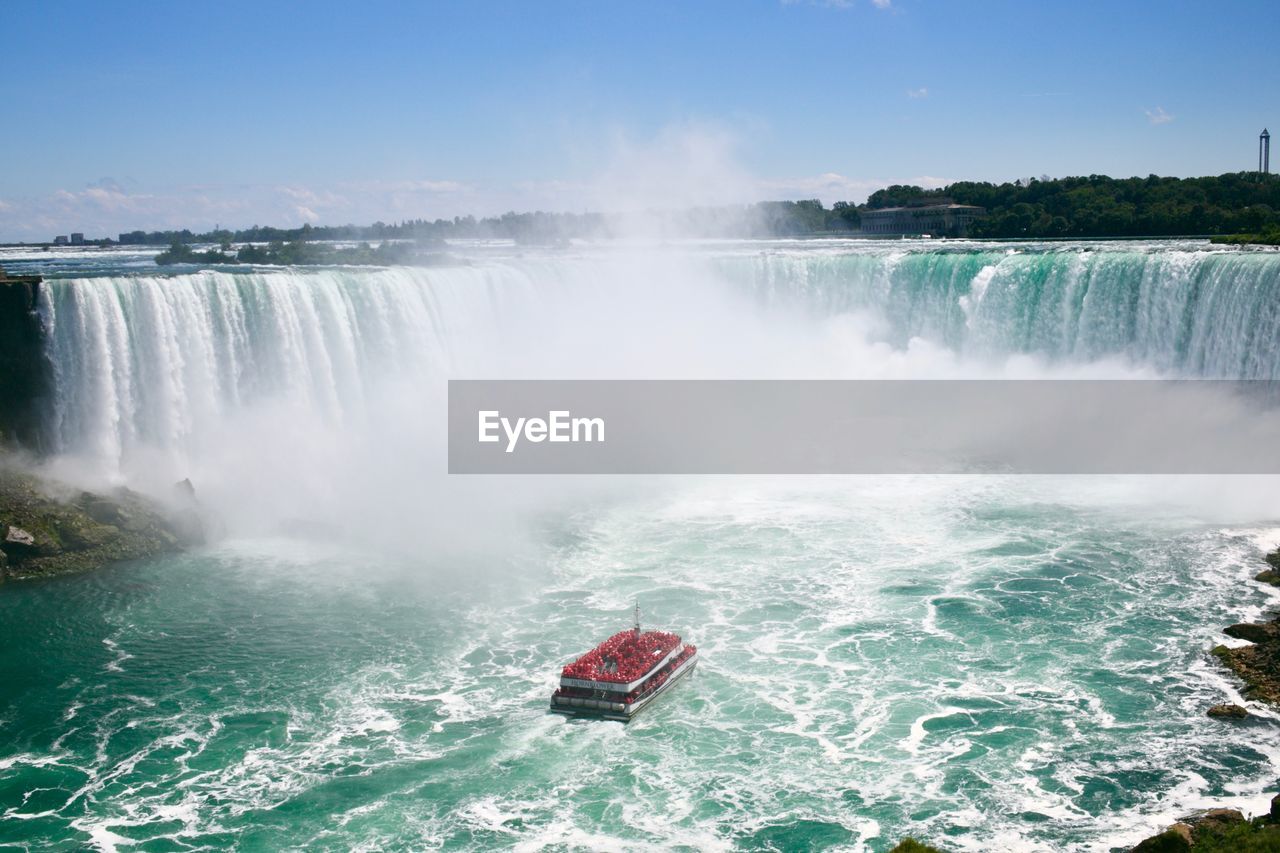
[634,600,641,634]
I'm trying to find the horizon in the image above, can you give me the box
[1,0,1277,241]
[7,168,1275,246]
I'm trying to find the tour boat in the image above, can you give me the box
[550,606,698,722]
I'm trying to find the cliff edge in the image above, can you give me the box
[0,267,51,451]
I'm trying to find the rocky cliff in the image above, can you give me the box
[0,269,50,451]
[0,462,203,581]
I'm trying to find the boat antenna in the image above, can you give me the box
[634,600,641,634]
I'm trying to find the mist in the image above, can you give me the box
[30,232,1280,569]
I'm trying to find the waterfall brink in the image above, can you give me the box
[38,245,1280,485]
[733,246,1280,377]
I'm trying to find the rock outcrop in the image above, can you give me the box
[1223,621,1276,644]
[1211,629,1280,706]
[1131,808,1259,852]
[0,269,50,451]
[888,840,945,853]
[0,462,201,580]
[1208,547,1280,706]
[1259,550,1280,586]
[1140,545,1280,850]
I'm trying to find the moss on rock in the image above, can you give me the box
[0,464,195,580]
[888,841,946,853]
[1256,569,1280,586]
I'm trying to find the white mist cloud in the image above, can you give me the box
[587,122,756,213]
[907,87,928,99]
[1145,106,1175,125]
[758,172,951,204]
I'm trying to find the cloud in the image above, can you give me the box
[757,172,952,205]
[0,176,489,240]
[906,87,928,99]
[1144,106,1174,125]
[871,0,891,7]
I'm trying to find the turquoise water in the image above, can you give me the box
[3,480,1278,851]
[2,241,1280,850]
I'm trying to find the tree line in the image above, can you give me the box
[131,171,1280,250]
[870,172,1280,238]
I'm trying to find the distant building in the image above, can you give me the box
[1262,128,1271,175]
[53,235,69,245]
[70,232,84,245]
[860,199,986,237]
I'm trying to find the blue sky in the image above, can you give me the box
[1,0,1276,240]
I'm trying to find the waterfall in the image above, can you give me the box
[37,245,1280,485]
[729,245,1280,377]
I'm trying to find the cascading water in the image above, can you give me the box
[6,240,1280,852]
[728,243,1280,376]
[39,242,1280,481]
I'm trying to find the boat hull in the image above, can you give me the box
[550,653,697,722]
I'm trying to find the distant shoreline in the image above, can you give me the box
[6,170,1280,247]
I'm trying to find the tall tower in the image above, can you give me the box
[1262,128,1271,175]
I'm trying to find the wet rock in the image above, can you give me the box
[888,841,945,853]
[1182,807,1245,831]
[2,523,42,558]
[0,276,50,451]
[0,465,189,578]
[1131,823,1192,853]
[1271,793,1280,822]
[1268,549,1280,571]
[1207,703,1249,719]
[1212,643,1280,705]
[54,515,118,550]
[1256,568,1280,586]
[1224,622,1273,643]
[80,493,124,525]
[168,478,205,545]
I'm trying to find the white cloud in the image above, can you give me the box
[907,87,928,99]
[871,0,891,8]
[757,172,952,205]
[1145,106,1174,125]
[0,177,490,240]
